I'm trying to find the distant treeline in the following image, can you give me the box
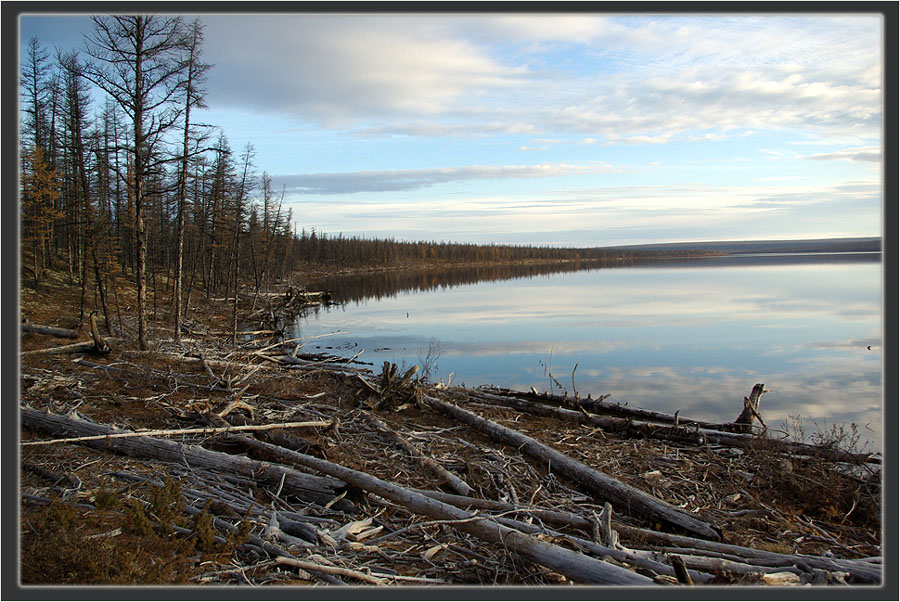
[302,254,670,306]
[291,229,712,272]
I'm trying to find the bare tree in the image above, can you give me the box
[173,18,211,343]
[230,143,256,344]
[83,15,187,349]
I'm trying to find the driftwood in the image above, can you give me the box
[479,386,727,430]
[410,488,596,532]
[723,383,766,433]
[459,388,878,465]
[274,354,368,373]
[614,524,881,584]
[20,407,348,509]
[228,434,655,585]
[493,514,714,584]
[365,412,474,497]
[423,395,722,541]
[21,322,79,339]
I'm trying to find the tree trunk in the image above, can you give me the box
[423,395,722,541]
[229,434,655,585]
[21,323,78,338]
[20,407,346,508]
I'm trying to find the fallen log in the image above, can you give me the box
[20,407,348,509]
[493,515,714,584]
[21,322,79,339]
[459,389,878,465]
[21,341,108,356]
[20,420,332,447]
[409,486,874,582]
[410,488,596,532]
[366,412,474,497]
[478,386,726,430]
[614,524,881,584]
[228,434,655,585]
[423,395,722,541]
[274,354,368,373]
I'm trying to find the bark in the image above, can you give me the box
[423,395,722,541]
[20,407,347,508]
[229,434,655,585]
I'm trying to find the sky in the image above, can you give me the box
[18,10,886,248]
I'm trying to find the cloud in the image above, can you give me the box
[199,14,882,143]
[202,15,533,124]
[809,146,882,163]
[272,161,617,194]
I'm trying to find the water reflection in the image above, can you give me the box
[294,253,882,452]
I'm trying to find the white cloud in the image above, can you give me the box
[203,15,533,122]
[272,161,618,194]
[809,146,882,163]
[200,14,882,143]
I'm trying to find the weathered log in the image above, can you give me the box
[670,555,693,585]
[410,486,875,583]
[460,389,878,465]
[89,312,111,354]
[20,407,348,509]
[723,383,766,434]
[275,354,368,373]
[409,488,596,532]
[423,395,722,541]
[20,341,105,356]
[21,322,79,339]
[478,386,726,430]
[21,420,332,447]
[228,434,655,585]
[116,472,347,585]
[493,515,714,584]
[615,524,881,584]
[366,412,474,497]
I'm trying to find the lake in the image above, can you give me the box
[294,253,883,453]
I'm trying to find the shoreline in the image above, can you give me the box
[17,261,883,587]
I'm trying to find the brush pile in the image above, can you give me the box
[19,298,882,589]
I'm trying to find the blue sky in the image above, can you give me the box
[19,11,884,247]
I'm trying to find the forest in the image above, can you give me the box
[19,15,692,352]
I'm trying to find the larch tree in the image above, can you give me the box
[83,14,188,349]
[173,17,211,343]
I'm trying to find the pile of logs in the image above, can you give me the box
[19,322,882,588]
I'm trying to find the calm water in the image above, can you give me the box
[294,253,883,453]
